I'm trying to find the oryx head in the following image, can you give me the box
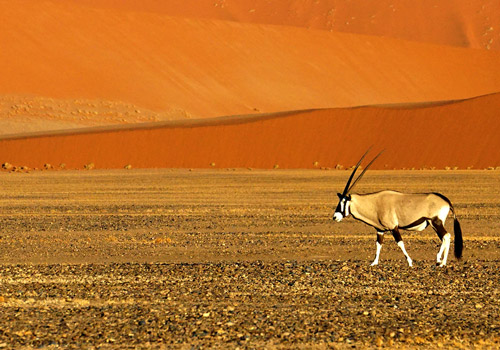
[333,148,384,222]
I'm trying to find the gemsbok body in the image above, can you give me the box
[332,150,463,267]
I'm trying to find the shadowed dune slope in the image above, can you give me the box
[76,0,500,50]
[1,93,499,170]
[1,0,500,128]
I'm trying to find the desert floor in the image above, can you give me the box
[0,169,499,349]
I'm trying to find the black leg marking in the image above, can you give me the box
[392,227,402,243]
[430,218,447,241]
[377,232,384,244]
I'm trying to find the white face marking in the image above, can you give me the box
[333,198,348,222]
[333,212,343,222]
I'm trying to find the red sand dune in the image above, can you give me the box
[2,1,500,170]
[1,0,500,135]
[77,0,500,50]
[1,93,499,170]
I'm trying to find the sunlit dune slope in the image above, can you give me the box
[77,0,500,50]
[1,93,499,170]
[1,0,500,135]
[0,95,192,136]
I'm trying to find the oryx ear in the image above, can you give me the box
[337,193,342,199]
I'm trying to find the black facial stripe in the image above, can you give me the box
[335,197,350,216]
[334,202,343,215]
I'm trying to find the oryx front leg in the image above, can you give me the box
[392,227,413,267]
[371,231,384,266]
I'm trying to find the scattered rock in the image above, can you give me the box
[1,162,13,170]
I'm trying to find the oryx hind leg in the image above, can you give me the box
[431,218,451,267]
[392,227,413,267]
[371,231,384,266]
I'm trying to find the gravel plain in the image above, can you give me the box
[0,169,499,349]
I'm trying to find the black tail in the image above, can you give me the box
[454,217,463,259]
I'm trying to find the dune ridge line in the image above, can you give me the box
[1,92,499,141]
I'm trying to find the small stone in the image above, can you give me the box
[1,163,12,170]
[415,336,426,344]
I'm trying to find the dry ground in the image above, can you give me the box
[0,169,499,349]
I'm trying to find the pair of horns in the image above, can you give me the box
[341,147,384,196]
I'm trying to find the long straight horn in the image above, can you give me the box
[347,150,384,193]
[341,147,372,196]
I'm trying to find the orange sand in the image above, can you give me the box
[77,0,500,50]
[1,93,499,170]
[1,1,500,169]
[1,0,500,128]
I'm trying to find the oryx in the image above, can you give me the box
[332,150,463,267]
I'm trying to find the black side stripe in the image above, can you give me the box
[399,217,429,230]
